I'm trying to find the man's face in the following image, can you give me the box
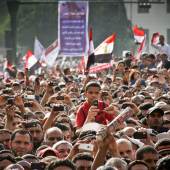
[117,63,125,72]
[11,133,32,157]
[45,130,63,146]
[142,152,158,170]
[13,117,22,129]
[117,142,134,161]
[147,112,163,127]
[0,132,11,149]
[145,58,152,66]
[27,124,43,146]
[159,35,164,45]
[85,86,100,103]
[55,144,71,159]
[63,130,72,142]
[131,164,148,170]
[16,72,24,80]
[75,159,92,170]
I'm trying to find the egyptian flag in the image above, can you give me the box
[138,35,146,53]
[34,37,45,60]
[24,50,41,73]
[41,40,59,68]
[86,28,95,70]
[95,33,116,63]
[133,25,145,44]
[133,25,146,60]
[151,32,160,45]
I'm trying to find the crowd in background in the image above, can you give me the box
[0,35,170,170]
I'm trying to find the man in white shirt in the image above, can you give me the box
[152,35,170,60]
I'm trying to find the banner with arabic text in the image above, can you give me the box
[58,1,89,56]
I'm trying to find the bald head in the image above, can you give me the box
[122,127,137,138]
[44,127,63,146]
[117,139,134,161]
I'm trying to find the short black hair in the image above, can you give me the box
[79,130,96,140]
[155,139,170,151]
[139,103,153,110]
[55,123,70,131]
[72,153,93,163]
[157,156,170,170]
[24,119,42,129]
[117,60,125,65]
[136,145,157,160]
[85,81,101,92]
[47,159,76,170]
[0,150,13,156]
[148,54,155,60]
[11,129,32,143]
[0,154,16,163]
[22,154,39,161]
[128,160,149,170]
[0,129,12,135]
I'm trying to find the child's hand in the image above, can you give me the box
[86,106,99,122]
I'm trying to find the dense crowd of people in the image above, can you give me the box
[0,35,170,170]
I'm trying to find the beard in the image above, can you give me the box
[33,140,43,151]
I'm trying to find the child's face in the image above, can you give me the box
[85,86,100,103]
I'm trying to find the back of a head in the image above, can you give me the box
[128,160,149,170]
[46,159,76,170]
[155,138,170,151]
[136,145,157,160]
[72,152,93,163]
[22,154,39,163]
[157,156,170,170]
[105,157,127,170]
[97,166,118,170]
[4,164,24,170]
[41,156,58,165]
[17,160,31,170]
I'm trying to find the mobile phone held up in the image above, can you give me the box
[92,100,98,107]
[133,132,147,139]
[24,95,35,100]
[52,104,65,112]
[78,143,94,152]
